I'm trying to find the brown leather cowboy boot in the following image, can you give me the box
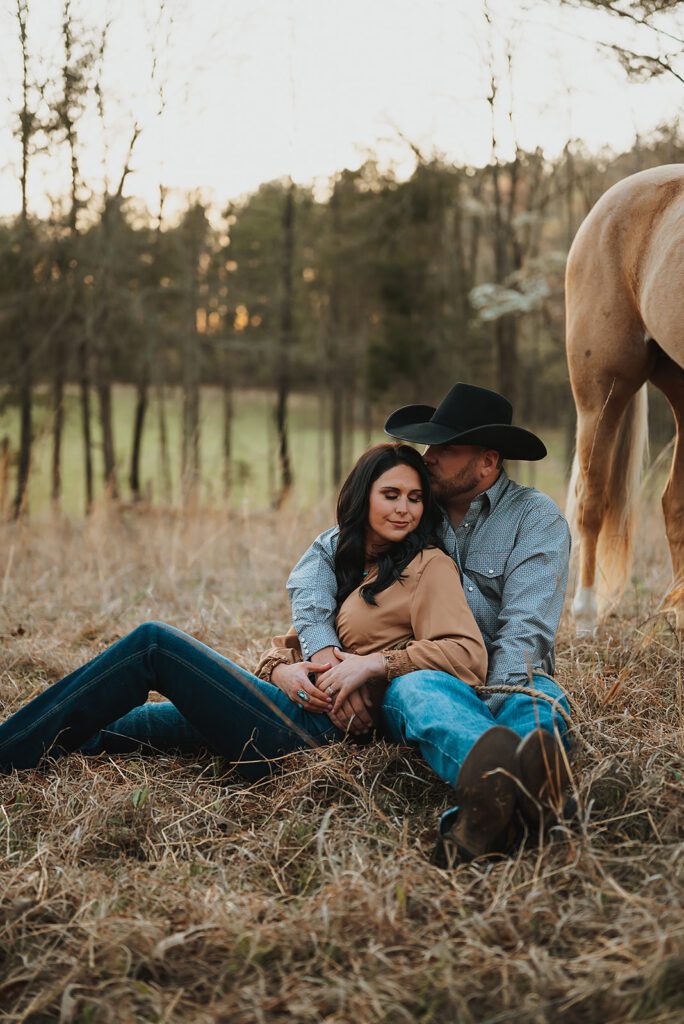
[515,729,570,829]
[436,726,520,864]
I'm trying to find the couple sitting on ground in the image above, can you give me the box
[0,383,572,862]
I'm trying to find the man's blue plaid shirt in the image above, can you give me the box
[286,471,570,708]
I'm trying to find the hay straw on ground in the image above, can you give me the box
[1,504,683,1024]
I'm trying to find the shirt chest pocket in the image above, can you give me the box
[464,550,508,599]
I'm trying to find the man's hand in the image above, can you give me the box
[327,687,376,734]
[317,648,387,734]
[310,647,337,671]
[308,647,369,733]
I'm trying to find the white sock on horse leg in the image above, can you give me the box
[572,586,598,635]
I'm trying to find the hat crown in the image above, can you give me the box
[432,383,513,431]
[383,380,546,460]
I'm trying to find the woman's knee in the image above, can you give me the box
[131,621,175,645]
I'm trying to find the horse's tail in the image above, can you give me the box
[566,385,649,617]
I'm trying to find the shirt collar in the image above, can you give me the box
[438,470,509,532]
[463,469,509,520]
[481,469,509,511]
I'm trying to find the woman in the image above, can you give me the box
[0,444,486,778]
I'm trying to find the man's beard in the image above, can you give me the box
[429,458,481,505]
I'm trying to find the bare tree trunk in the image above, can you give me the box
[449,184,470,328]
[77,344,93,514]
[129,325,150,502]
[267,403,276,506]
[343,377,354,474]
[329,184,344,488]
[157,383,172,503]
[181,360,200,502]
[14,355,31,518]
[330,368,343,488]
[91,131,141,505]
[130,374,148,500]
[488,98,518,407]
[317,379,327,495]
[78,337,94,512]
[222,370,233,499]
[51,339,65,507]
[59,0,91,512]
[95,377,117,497]
[484,8,519,411]
[131,188,164,503]
[181,208,203,505]
[491,157,517,407]
[467,176,484,288]
[274,178,295,507]
[1,438,11,519]
[13,0,32,519]
[363,387,372,446]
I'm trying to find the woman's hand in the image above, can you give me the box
[318,649,386,713]
[271,661,333,713]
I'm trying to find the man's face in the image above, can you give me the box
[423,443,493,504]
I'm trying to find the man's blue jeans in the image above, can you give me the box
[0,622,342,779]
[381,670,570,786]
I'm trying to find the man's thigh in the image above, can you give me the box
[381,670,495,744]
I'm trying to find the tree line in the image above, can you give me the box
[2,1,683,516]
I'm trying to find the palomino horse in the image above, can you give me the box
[566,164,684,633]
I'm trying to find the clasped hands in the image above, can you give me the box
[271,646,386,734]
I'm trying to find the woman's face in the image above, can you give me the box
[365,463,425,553]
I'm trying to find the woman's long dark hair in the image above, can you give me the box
[334,443,443,607]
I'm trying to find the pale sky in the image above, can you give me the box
[0,0,683,223]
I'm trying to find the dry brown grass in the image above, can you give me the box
[1,500,683,1024]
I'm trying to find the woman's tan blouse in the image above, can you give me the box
[254,548,487,687]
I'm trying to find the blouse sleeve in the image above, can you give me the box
[253,626,303,682]
[383,554,487,686]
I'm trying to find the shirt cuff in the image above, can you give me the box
[384,648,414,681]
[296,624,341,660]
[253,649,299,682]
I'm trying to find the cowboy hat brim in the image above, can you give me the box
[385,404,547,461]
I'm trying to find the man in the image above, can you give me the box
[287,383,572,860]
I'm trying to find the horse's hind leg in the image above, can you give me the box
[567,316,653,633]
[649,351,684,632]
[570,378,645,631]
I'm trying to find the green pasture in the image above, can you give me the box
[0,384,571,517]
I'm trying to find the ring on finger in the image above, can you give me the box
[296,689,309,702]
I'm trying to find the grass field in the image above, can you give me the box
[0,385,571,517]
[0,493,683,1022]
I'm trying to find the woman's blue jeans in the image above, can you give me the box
[0,622,571,787]
[0,622,342,780]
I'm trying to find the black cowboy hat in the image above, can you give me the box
[384,382,546,461]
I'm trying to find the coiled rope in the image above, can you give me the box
[474,682,594,752]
